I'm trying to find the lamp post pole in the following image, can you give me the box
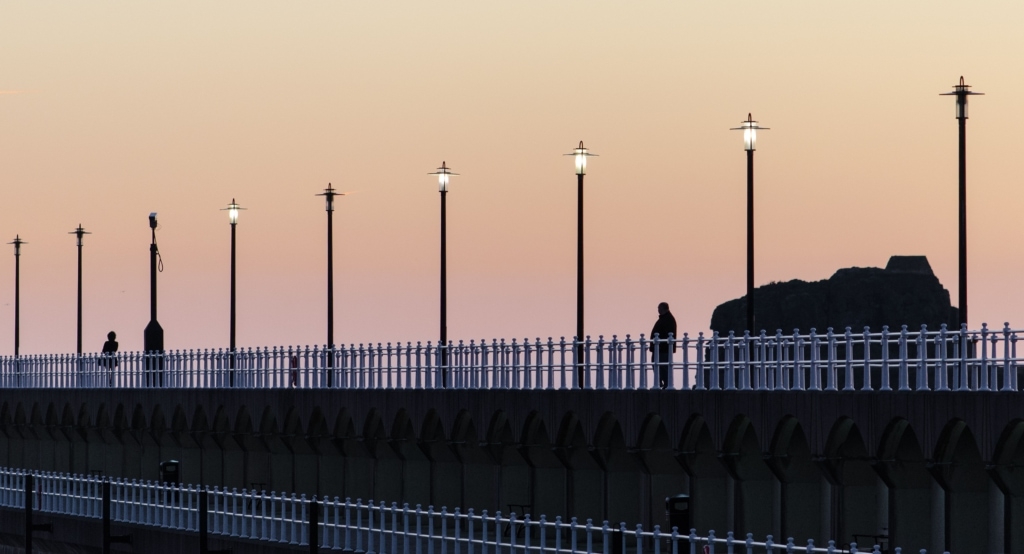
[430,162,458,388]
[223,200,244,385]
[9,236,25,357]
[731,114,768,333]
[941,77,982,328]
[69,225,90,354]
[143,213,164,386]
[317,185,340,386]
[566,141,596,388]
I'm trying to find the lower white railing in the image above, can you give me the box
[0,323,1018,392]
[0,466,948,553]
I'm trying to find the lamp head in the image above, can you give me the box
[149,213,158,229]
[564,141,597,175]
[8,235,25,256]
[223,198,245,225]
[69,224,90,247]
[317,184,340,212]
[730,113,769,151]
[429,161,459,193]
[940,76,984,119]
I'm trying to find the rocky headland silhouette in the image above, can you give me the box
[711,255,959,335]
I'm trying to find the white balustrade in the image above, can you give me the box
[0,464,956,553]
[0,324,1019,393]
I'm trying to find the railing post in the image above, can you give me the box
[309,495,319,554]
[808,328,820,391]
[696,333,706,391]
[1002,322,1014,391]
[898,325,910,391]
[682,333,691,390]
[937,324,949,391]
[918,325,930,391]
[826,327,837,391]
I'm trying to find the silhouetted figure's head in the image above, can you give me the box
[658,302,670,315]
[107,331,116,341]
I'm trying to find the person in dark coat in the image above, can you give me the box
[649,302,677,389]
[101,331,119,385]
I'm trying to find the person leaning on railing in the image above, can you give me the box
[650,302,677,389]
[100,331,119,386]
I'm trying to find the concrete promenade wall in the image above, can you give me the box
[0,388,1022,553]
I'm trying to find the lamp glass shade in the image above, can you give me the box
[229,206,239,224]
[438,172,450,192]
[575,149,587,175]
[957,96,967,119]
[744,125,756,151]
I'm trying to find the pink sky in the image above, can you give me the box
[1,2,1022,354]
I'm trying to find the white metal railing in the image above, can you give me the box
[0,466,948,553]
[0,323,1019,392]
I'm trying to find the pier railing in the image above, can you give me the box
[0,466,944,553]
[0,323,1019,392]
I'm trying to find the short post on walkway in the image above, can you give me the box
[102,480,132,553]
[24,474,53,554]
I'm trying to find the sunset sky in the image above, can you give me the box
[1,2,1022,354]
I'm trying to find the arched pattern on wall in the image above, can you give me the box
[636,414,685,530]
[722,414,774,538]
[933,419,991,553]
[822,417,880,548]
[877,418,934,553]
[767,415,822,542]
[678,414,728,535]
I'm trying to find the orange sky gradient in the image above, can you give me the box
[1,2,1022,354]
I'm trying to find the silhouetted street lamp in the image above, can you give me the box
[731,114,769,333]
[143,213,164,386]
[222,199,244,385]
[565,141,596,388]
[69,225,90,354]
[317,184,342,384]
[429,162,458,387]
[9,236,25,357]
[941,77,983,328]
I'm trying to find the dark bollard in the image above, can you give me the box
[102,481,132,553]
[24,474,53,554]
[199,487,232,554]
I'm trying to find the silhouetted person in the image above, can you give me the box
[650,302,677,389]
[101,331,119,386]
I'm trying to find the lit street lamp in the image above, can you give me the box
[316,184,342,385]
[565,141,596,388]
[9,236,26,357]
[731,114,769,333]
[429,161,458,387]
[69,225,91,354]
[941,77,983,328]
[222,199,245,385]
